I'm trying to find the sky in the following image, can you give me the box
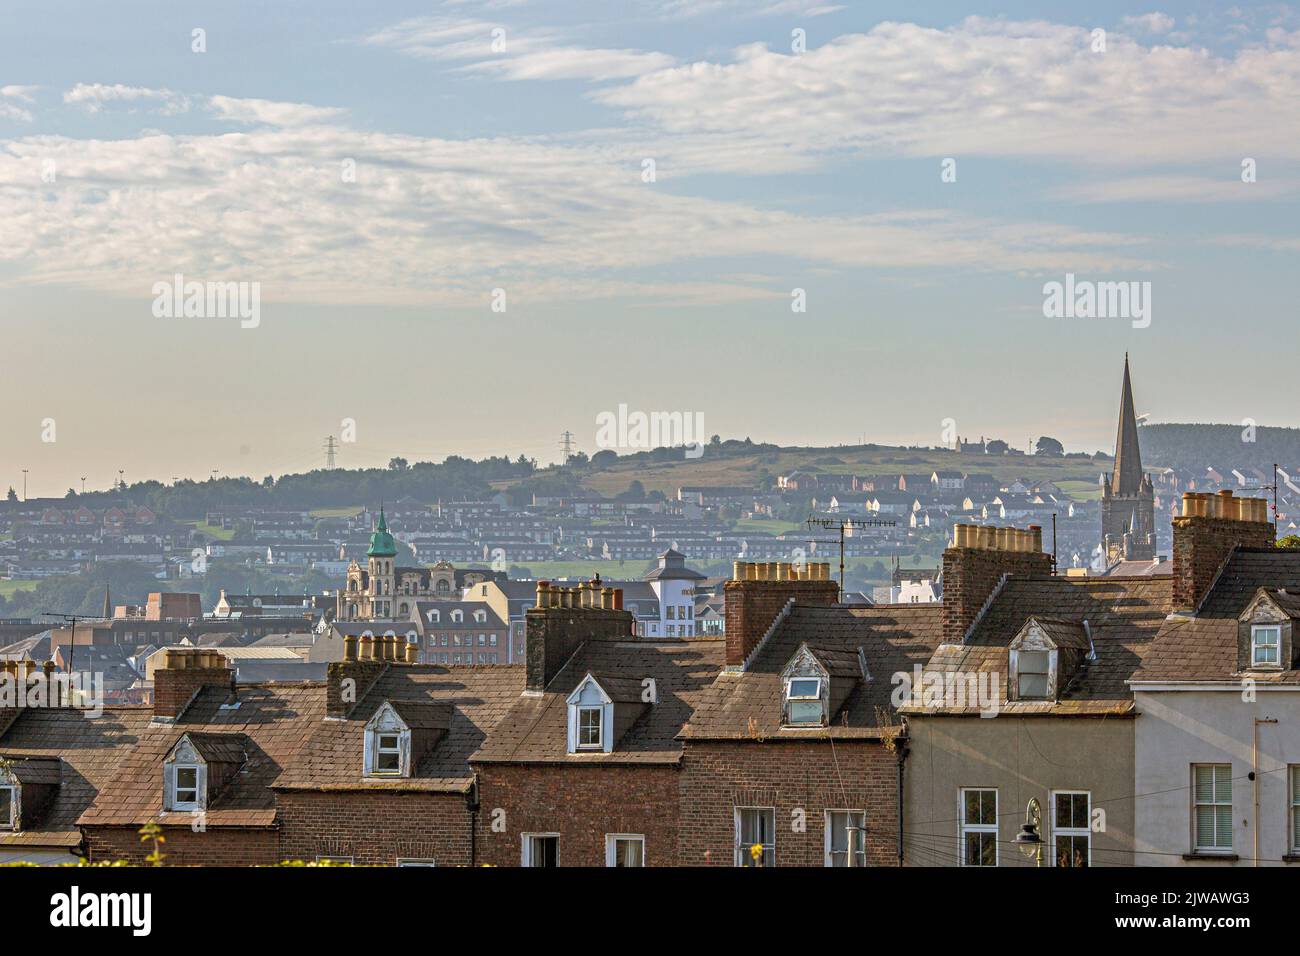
[1,0,1298,496]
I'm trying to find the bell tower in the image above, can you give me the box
[1100,355,1156,564]
[366,505,398,618]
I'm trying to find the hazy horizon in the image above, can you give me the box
[4,1,1297,493]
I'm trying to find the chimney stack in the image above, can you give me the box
[942,524,1053,645]
[525,592,634,692]
[1173,490,1274,611]
[153,647,235,720]
[724,562,839,668]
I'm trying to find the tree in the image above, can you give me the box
[986,439,1010,455]
[387,458,409,471]
[5,487,15,502]
[1034,436,1064,457]
[1277,535,1300,549]
[590,449,618,470]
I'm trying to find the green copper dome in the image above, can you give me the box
[367,506,397,558]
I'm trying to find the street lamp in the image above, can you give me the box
[1014,797,1044,867]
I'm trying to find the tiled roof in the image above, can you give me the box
[683,604,944,740]
[79,683,325,828]
[0,706,153,845]
[276,665,524,793]
[1133,548,1300,683]
[474,639,725,764]
[959,575,1173,703]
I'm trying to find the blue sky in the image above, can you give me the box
[1,1,1297,494]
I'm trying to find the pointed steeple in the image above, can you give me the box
[1111,354,1144,496]
[102,584,112,620]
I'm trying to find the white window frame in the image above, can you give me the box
[0,784,15,830]
[1291,766,1300,854]
[605,833,646,867]
[785,676,823,726]
[576,706,603,750]
[521,832,560,867]
[372,732,403,775]
[1192,763,1233,854]
[823,809,866,867]
[959,788,998,867]
[1251,624,1281,668]
[1050,790,1091,868]
[734,806,776,867]
[169,763,204,811]
[1016,649,1051,700]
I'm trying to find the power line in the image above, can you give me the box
[559,430,576,463]
[323,435,338,470]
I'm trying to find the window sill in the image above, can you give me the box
[1283,854,1300,863]
[1182,852,1239,862]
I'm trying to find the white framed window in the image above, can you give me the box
[1017,650,1050,699]
[396,858,436,867]
[785,677,822,726]
[606,833,645,867]
[1251,625,1281,667]
[735,807,776,867]
[960,788,998,866]
[1193,764,1233,853]
[373,732,402,774]
[577,706,603,750]
[1051,791,1090,867]
[824,810,866,867]
[1291,766,1300,853]
[522,833,559,867]
[170,764,203,811]
[0,784,14,830]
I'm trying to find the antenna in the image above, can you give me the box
[324,435,338,469]
[805,515,897,601]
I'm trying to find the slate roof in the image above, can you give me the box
[0,706,153,847]
[1133,548,1300,684]
[901,575,1173,716]
[79,683,324,828]
[181,731,250,764]
[683,604,944,740]
[276,665,524,794]
[474,639,725,765]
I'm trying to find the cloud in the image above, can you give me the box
[0,115,1155,309]
[208,96,347,127]
[1053,174,1296,203]
[1121,12,1176,34]
[594,18,1300,170]
[362,16,675,81]
[0,86,37,122]
[63,83,191,115]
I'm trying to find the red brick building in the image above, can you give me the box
[472,582,723,866]
[677,564,942,866]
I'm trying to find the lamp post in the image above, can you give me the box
[1014,797,1044,868]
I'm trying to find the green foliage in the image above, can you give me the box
[1140,423,1300,473]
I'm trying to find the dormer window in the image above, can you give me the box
[170,765,202,810]
[427,610,439,623]
[451,610,463,623]
[364,702,412,777]
[1252,625,1281,668]
[1017,650,1050,699]
[374,734,402,773]
[577,707,603,749]
[474,610,486,623]
[0,783,14,830]
[786,678,823,725]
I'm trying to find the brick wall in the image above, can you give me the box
[475,763,680,866]
[941,547,1053,645]
[277,791,474,865]
[678,739,900,867]
[85,826,280,866]
[723,579,839,667]
[325,660,387,718]
[1172,515,1275,610]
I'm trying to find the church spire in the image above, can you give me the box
[102,584,112,620]
[1111,353,1144,496]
